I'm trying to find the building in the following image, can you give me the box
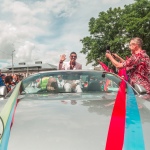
[1,61,57,77]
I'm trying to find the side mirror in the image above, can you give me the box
[0,86,7,97]
[0,117,4,139]
[134,83,147,95]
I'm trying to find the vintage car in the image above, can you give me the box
[0,70,150,150]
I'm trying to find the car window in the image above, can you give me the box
[21,71,121,94]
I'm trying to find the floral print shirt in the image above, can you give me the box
[122,50,150,94]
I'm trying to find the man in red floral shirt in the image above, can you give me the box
[105,37,150,99]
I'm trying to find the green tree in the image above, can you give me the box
[80,0,150,67]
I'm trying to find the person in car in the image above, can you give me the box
[105,37,150,100]
[59,52,82,70]
[46,77,58,93]
[57,75,65,90]
[37,76,49,90]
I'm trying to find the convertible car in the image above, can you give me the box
[0,70,150,150]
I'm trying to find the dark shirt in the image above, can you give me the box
[0,77,5,86]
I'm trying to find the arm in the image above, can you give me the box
[112,53,125,63]
[58,54,66,70]
[59,60,64,70]
[105,53,124,68]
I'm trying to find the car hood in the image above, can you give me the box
[8,93,116,150]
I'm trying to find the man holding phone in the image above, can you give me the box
[105,37,150,100]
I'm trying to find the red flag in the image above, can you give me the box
[99,61,112,72]
[118,68,128,81]
[98,61,128,81]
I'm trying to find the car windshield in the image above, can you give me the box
[21,70,121,94]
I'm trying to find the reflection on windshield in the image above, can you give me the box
[21,71,121,94]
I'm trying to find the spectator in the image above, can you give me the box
[5,76,13,92]
[0,77,5,86]
[18,74,24,81]
[105,37,150,99]
[12,74,19,85]
[0,70,5,86]
[59,52,82,70]
[1,74,6,82]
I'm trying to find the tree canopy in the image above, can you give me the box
[80,0,150,67]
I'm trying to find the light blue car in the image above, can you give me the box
[0,70,149,150]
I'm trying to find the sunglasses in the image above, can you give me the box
[70,55,77,58]
[129,43,137,46]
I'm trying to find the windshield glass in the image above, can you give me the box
[21,71,121,94]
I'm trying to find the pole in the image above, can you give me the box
[27,65,28,77]
[12,50,15,74]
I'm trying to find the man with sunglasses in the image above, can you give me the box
[105,37,150,100]
[59,52,82,70]
[58,52,82,92]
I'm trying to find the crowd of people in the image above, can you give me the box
[0,71,24,93]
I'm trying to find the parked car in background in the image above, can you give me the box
[0,70,150,150]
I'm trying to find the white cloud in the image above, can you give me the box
[0,0,134,69]
[15,41,35,61]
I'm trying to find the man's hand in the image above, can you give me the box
[105,53,111,59]
[60,54,66,62]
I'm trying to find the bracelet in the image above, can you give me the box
[59,61,63,63]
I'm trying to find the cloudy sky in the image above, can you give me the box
[0,0,134,69]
